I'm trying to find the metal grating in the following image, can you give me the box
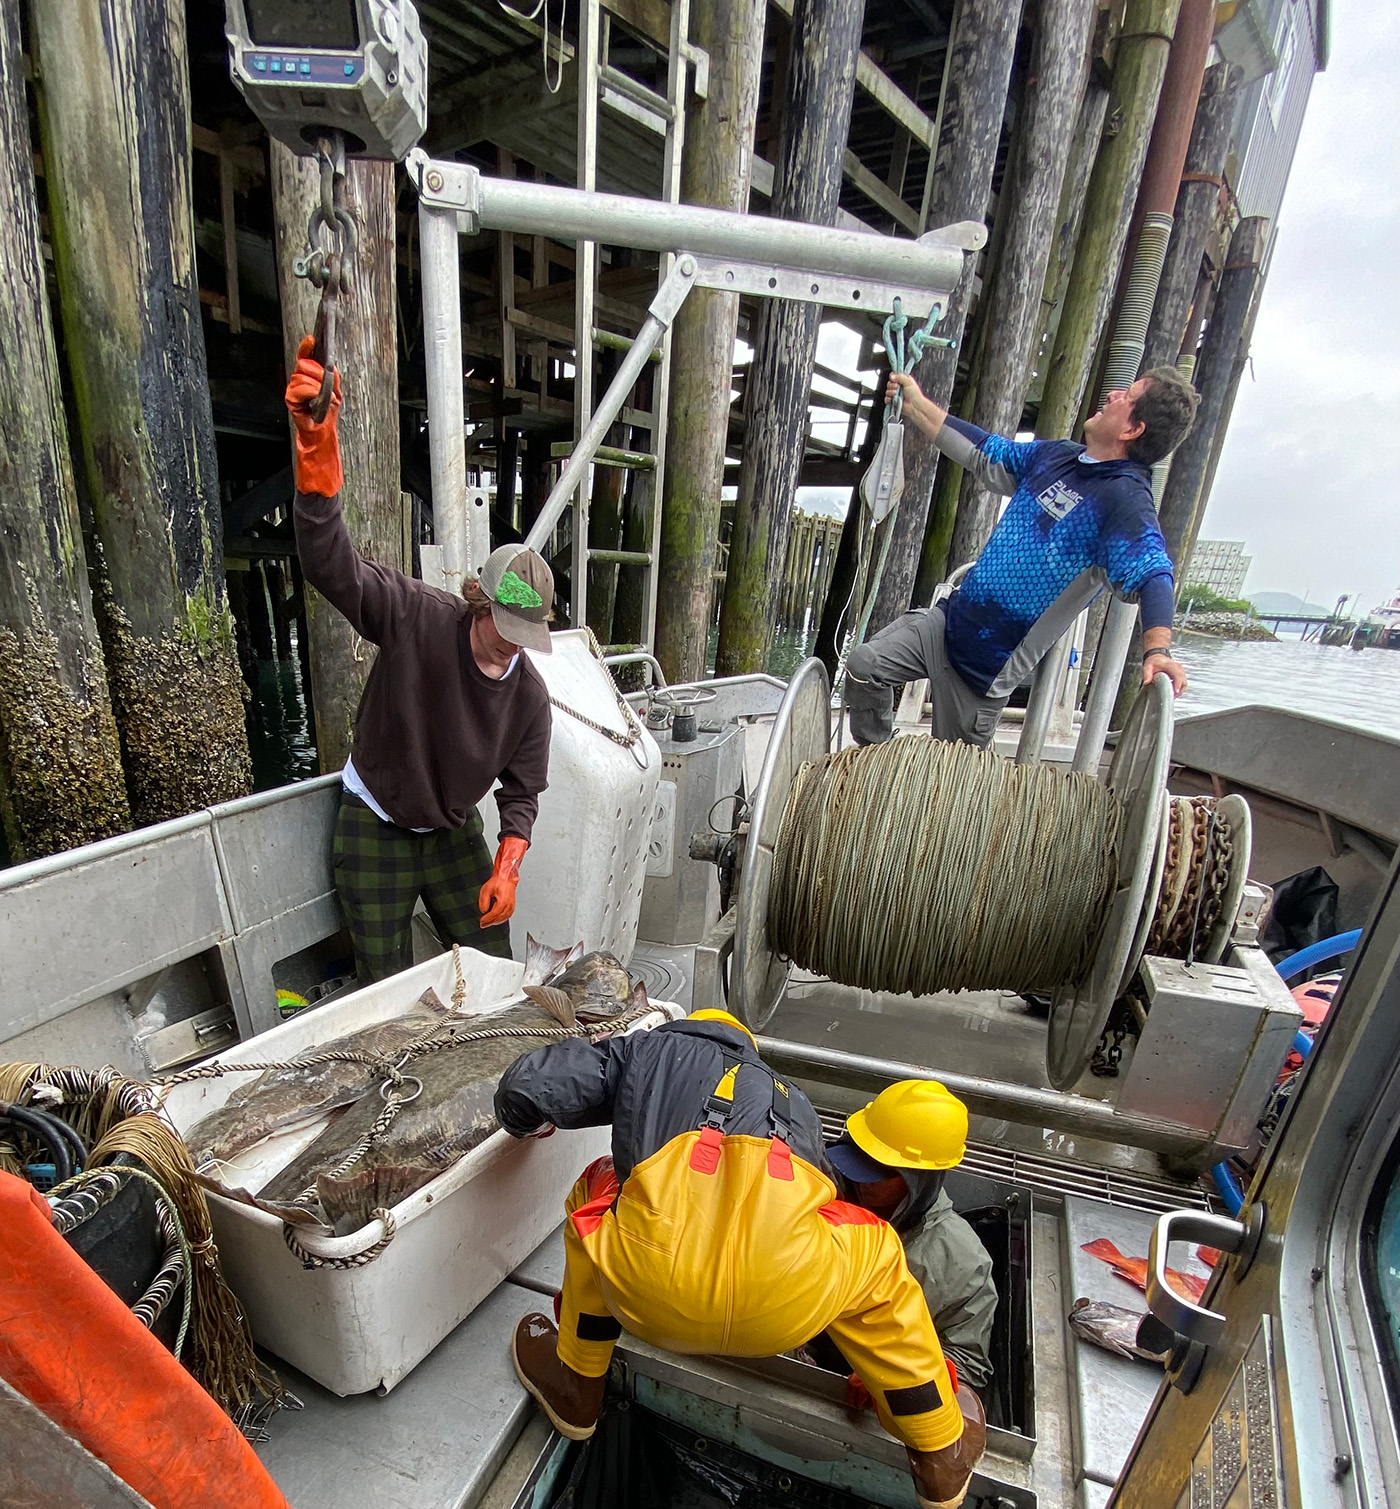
[815,1110,1214,1216]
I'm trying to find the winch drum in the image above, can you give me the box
[731,662,1174,1088]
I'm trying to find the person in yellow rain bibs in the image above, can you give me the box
[495,1008,987,1509]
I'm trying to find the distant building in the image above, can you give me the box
[1185,540,1252,599]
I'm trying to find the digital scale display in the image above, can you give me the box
[244,0,358,50]
[225,0,427,162]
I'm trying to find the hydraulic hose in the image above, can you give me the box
[1274,930,1363,982]
[1211,1161,1245,1217]
[0,1102,74,1183]
[1211,948,1336,1220]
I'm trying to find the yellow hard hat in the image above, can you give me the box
[845,1080,968,1172]
[687,1008,756,1043]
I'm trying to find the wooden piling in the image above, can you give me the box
[610,354,657,651]
[1091,0,1214,407]
[0,1,130,860]
[713,0,866,677]
[1141,61,1242,372]
[225,568,256,690]
[867,0,1025,637]
[653,0,767,682]
[266,559,294,662]
[30,0,251,827]
[946,0,1100,571]
[1036,81,1112,362]
[244,562,275,664]
[586,343,631,646]
[1158,217,1269,574]
[1035,0,1182,439]
[272,145,402,774]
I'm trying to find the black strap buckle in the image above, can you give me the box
[769,1074,792,1142]
[699,1054,743,1131]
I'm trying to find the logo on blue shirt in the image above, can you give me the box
[1034,480,1084,520]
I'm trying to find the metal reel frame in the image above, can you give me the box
[1046,674,1174,1091]
[1120,787,1171,1001]
[730,658,832,1030]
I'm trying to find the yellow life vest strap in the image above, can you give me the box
[697,1055,794,1144]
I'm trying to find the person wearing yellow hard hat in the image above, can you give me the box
[824,1081,998,1394]
[494,1009,986,1509]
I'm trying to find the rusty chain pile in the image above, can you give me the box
[1146,795,1236,964]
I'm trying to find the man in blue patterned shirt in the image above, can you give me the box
[845,368,1198,747]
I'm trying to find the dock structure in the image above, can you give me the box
[0,0,1328,859]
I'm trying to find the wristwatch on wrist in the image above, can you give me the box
[1142,646,1174,662]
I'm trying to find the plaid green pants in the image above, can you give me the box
[333,794,514,982]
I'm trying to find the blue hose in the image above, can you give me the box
[1274,930,1363,982]
[1212,941,1351,1218]
[1212,1161,1245,1216]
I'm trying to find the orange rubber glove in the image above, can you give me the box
[283,335,344,497]
[479,836,528,927]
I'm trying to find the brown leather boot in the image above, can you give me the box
[907,1382,987,1508]
[511,1313,608,1441]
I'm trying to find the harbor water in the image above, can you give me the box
[762,627,1400,739]
[1172,633,1400,739]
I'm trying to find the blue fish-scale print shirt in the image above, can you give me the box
[934,416,1176,699]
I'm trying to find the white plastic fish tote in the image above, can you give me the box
[861,418,905,522]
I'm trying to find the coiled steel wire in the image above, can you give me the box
[768,738,1122,997]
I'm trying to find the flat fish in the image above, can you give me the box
[523,949,648,1028]
[523,933,585,988]
[182,994,450,1169]
[257,999,578,1233]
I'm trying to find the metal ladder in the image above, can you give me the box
[558,0,693,651]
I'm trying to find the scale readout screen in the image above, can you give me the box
[244,0,359,50]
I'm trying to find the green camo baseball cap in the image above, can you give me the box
[478,545,554,654]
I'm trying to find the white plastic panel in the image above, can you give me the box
[512,630,661,963]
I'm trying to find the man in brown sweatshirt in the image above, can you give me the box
[286,339,553,980]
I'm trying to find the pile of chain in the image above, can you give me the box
[1146,795,1236,962]
[768,737,1122,999]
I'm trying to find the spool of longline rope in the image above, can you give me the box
[768,738,1123,998]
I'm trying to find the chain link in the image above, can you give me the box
[1090,1025,1127,1077]
[549,626,647,758]
[1146,796,1238,962]
[290,132,357,423]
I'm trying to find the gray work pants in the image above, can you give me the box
[845,606,1007,748]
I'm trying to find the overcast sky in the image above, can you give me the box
[1202,0,1400,613]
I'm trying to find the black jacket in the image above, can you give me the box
[495,1019,831,1187]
